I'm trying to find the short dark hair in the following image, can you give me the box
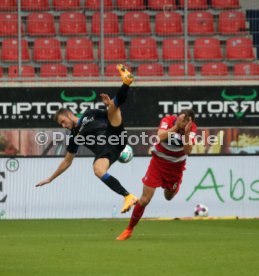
[179,109,195,122]
[54,108,73,122]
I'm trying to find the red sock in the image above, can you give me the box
[127,202,145,230]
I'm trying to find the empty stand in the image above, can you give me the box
[98,37,126,61]
[188,12,214,35]
[27,13,55,36]
[73,64,99,77]
[179,0,208,10]
[0,13,22,36]
[168,63,195,76]
[92,12,119,35]
[155,12,182,36]
[0,0,17,11]
[84,0,113,10]
[40,64,68,77]
[163,38,190,60]
[53,0,81,10]
[194,38,222,60]
[234,63,259,76]
[218,11,246,34]
[211,0,239,9]
[130,38,158,61]
[137,63,164,76]
[59,12,87,35]
[8,65,35,78]
[116,0,145,10]
[148,0,176,10]
[2,39,30,62]
[226,37,255,60]
[33,38,62,62]
[123,12,151,36]
[201,62,228,76]
[21,0,50,11]
[66,38,93,61]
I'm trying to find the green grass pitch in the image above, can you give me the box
[0,219,259,276]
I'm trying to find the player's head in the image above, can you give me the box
[54,108,77,130]
[177,109,195,128]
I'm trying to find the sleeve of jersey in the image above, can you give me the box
[158,117,171,131]
[189,123,197,144]
[66,136,79,154]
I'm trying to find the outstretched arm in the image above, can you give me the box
[36,152,75,187]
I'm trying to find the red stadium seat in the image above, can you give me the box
[234,63,259,76]
[53,0,80,10]
[0,13,23,36]
[123,12,151,36]
[73,64,99,77]
[84,0,113,10]
[201,62,228,76]
[98,38,126,61]
[130,38,158,61]
[211,0,239,9]
[148,0,176,10]
[105,64,131,77]
[21,0,50,11]
[226,38,254,60]
[0,0,17,11]
[194,38,222,60]
[0,67,3,77]
[59,12,87,35]
[137,63,164,76]
[155,12,182,36]
[8,65,35,78]
[34,38,62,62]
[66,38,93,61]
[27,13,55,36]
[91,12,119,35]
[2,39,30,62]
[219,11,246,34]
[163,38,191,60]
[117,0,145,10]
[40,64,68,78]
[179,0,208,10]
[188,12,214,35]
[168,63,195,76]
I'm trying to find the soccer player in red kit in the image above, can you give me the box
[116,109,197,240]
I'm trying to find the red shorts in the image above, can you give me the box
[142,154,186,195]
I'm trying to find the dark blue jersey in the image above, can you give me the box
[67,109,109,155]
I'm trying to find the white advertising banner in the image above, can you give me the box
[0,156,258,219]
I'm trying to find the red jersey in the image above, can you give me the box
[152,115,197,164]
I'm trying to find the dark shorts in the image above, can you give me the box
[94,122,127,165]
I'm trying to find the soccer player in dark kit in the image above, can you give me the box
[36,65,138,214]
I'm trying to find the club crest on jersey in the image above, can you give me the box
[79,116,94,132]
[160,122,168,129]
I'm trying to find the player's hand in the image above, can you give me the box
[100,93,112,107]
[185,117,192,135]
[35,178,51,187]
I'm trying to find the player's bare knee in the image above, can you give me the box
[164,190,175,201]
[93,166,106,178]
